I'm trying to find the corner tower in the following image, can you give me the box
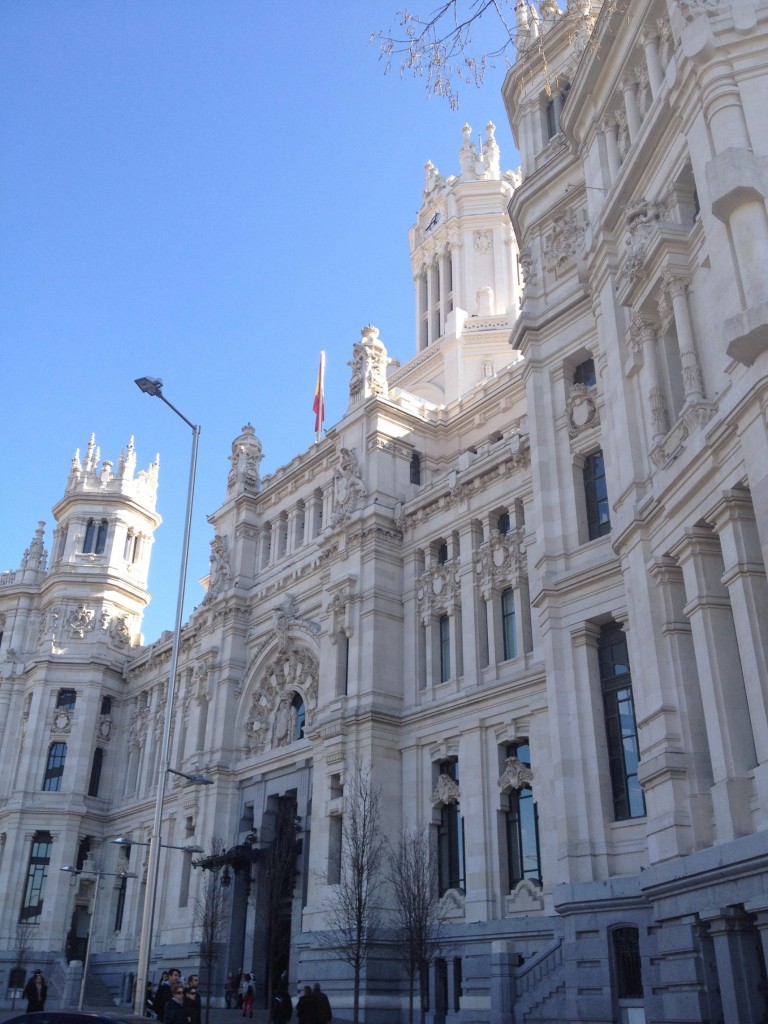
[398,121,523,405]
[42,433,161,648]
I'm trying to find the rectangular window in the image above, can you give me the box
[584,451,611,540]
[501,588,516,661]
[599,625,645,820]
[20,832,52,923]
[504,742,542,887]
[56,689,77,710]
[437,763,464,895]
[439,615,451,683]
[42,742,67,791]
[88,748,104,797]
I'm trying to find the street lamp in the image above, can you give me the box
[133,376,202,1014]
[61,866,137,1010]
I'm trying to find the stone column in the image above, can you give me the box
[630,314,668,444]
[709,489,768,814]
[641,28,664,96]
[416,272,428,350]
[602,118,621,182]
[670,527,756,840]
[701,908,767,1024]
[662,270,704,404]
[427,261,440,345]
[438,253,451,336]
[622,75,642,139]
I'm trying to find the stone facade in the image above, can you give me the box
[2,4,768,1022]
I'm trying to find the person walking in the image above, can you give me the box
[312,983,332,1024]
[241,973,254,1018]
[296,986,316,1024]
[23,970,47,1013]
[269,983,293,1024]
[184,983,201,1024]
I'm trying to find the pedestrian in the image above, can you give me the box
[163,983,190,1024]
[225,972,234,1009]
[270,983,293,1024]
[145,981,156,1018]
[155,968,181,1022]
[23,970,47,1013]
[234,970,243,1010]
[241,973,254,1018]
[296,986,315,1024]
[312,983,332,1024]
[184,983,201,1024]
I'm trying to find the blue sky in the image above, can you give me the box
[1,1,520,641]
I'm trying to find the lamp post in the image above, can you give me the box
[133,376,202,1014]
[61,866,137,1010]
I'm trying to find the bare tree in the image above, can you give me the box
[194,839,230,1024]
[389,828,443,1024]
[10,920,34,1009]
[323,757,387,1024]
[372,1,518,109]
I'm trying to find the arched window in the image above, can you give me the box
[42,742,67,791]
[292,693,306,740]
[437,761,464,895]
[612,927,643,999]
[497,511,511,535]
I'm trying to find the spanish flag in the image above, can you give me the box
[313,350,325,442]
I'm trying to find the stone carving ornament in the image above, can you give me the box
[69,604,95,639]
[567,384,599,436]
[416,563,461,623]
[331,448,367,525]
[244,646,319,754]
[620,197,666,284]
[227,424,263,496]
[431,772,461,807]
[204,534,233,604]
[348,325,391,402]
[475,528,526,599]
[498,756,534,791]
[544,208,587,272]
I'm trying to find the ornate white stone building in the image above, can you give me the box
[2,2,768,1021]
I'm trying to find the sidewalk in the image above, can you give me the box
[0,1006,271,1024]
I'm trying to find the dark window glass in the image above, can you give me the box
[497,511,510,535]
[100,695,112,716]
[437,541,449,564]
[410,452,421,485]
[83,519,96,553]
[292,693,306,740]
[437,763,464,894]
[20,831,52,922]
[439,615,451,683]
[42,742,67,791]
[56,689,76,710]
[584,451,611,539]
[599,625,645,820]
[501,588,516,661]
[613,927,643,998]
[88,748,104,797]
[76,836,91,870]
[505,743,542,887]
[573,358,596,387]
[95,519,108,554]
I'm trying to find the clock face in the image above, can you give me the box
[425,211,440,233]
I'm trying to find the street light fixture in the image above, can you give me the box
[111,837,206,854]
[61,866,137,1010]
[133,375,202,1015]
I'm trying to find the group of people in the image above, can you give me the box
[146,968,201,1024]
[294,983,333,1024]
